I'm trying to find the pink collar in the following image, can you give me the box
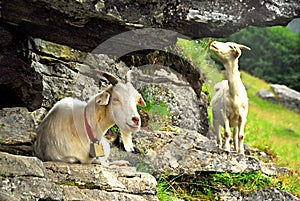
[84,107,99,143]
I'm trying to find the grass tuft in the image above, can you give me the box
[157,171,283,200]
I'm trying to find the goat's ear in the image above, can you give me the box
[238,44,251,51]
[95,91,110,106]
[136,94,146,107]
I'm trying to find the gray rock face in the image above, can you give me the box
[219,188,300,201]
[29,38,131,109]
[0,55,43,110]
[129,66,207,134]
[0,152,45,177]
[29,38,97,108]
[257,84,300,113]
[1,0,299,51]
[110,128,278,178]
[0,107,36,156]
[0,152,158,201]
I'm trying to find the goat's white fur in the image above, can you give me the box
[210,41,250,154]
[33,72,146,163]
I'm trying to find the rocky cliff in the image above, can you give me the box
[1,0,300,200]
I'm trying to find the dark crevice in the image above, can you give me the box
[0,142,33,156]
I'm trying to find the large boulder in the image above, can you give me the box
[257,84,300,113]
[270,84,300,113]
[1,0,299,51]
[110,128,278,178]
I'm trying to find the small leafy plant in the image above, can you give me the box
[138,87,171,131]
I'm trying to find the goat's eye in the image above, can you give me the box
[113,98,119,102]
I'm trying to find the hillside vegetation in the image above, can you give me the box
[228,26,300,91]
[163,37,300,199]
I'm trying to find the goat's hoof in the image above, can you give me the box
[224,149,230,154]
[124,145,135,153]
[216,146,224,154]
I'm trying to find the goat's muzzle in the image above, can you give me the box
[210,42,218,51]
[125,116,140,131]
[132,116,140,126]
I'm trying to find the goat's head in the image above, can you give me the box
[210,41,251,63]
[94,70,146,133]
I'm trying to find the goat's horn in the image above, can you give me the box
[126,70,132,83]
[93,70,119,85]
[238,44,251,51]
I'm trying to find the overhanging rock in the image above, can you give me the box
[1,0,299,51]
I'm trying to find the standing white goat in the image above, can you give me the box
[210,41,251,154]
[33,70,146,163]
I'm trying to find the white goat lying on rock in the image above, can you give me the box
[33,70,146,163]
[210,41,251,154]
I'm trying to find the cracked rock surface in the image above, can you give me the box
[0,152,158,201]
[1,0,299,51]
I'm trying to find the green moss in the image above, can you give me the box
[58,181,100,190]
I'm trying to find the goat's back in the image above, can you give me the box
[33,97,89,162]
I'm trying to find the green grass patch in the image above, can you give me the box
[242,71,300,196]
[157,171,284,200]
[242,71,300,173]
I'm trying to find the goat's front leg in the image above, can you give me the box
[213,121,222,149]
[120,130,134,152]
[233,127,239,152]
[224,119,231,152]
[238,119,246,155]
